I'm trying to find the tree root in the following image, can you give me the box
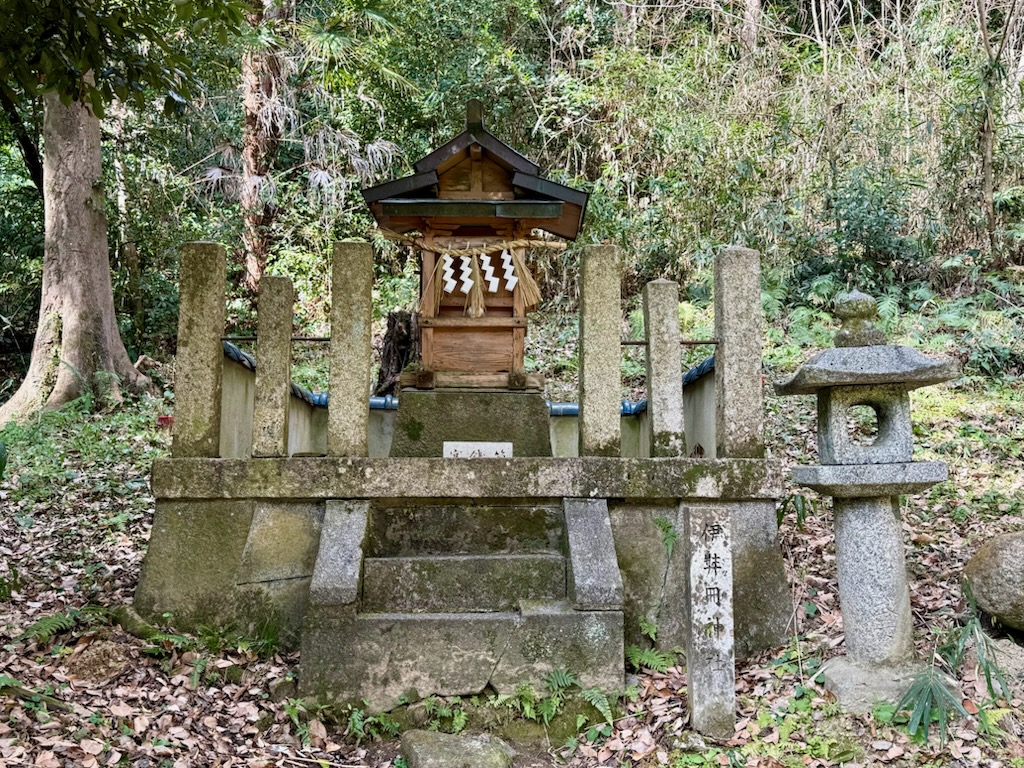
[110,604,162,642]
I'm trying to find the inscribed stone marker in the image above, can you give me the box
[685,505,736,740]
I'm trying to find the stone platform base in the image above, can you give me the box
[822,656,923,713]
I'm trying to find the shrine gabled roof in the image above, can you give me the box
[361,100,588,240]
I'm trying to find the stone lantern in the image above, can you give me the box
[775,290,958,711]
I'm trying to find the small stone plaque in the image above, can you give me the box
[442,441,513,458]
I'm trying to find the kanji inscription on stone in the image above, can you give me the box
[685,505,736,739]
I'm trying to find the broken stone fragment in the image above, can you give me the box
[401,730,515,768]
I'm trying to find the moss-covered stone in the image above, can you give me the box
[152,456,784,501]
[134,499,254,628]
[366,503,563,556]
[389,390,552,458]
[965,531,1024,631]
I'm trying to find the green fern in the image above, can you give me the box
[653,516,678,558]
[18,607,106,642]
[639,616,658,642]
[537,696,561,724]
[578,687,614,726]
[544,668,579,694]
[626,645,674,673]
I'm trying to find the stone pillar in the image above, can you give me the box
[328,242,373,457]
[172,242,226,458]
[684,504,736,740]
[253,276,295,457]
[578,244,622,457]
[642,279,684,457]
[833,497,913,665]
[714,246,764,458]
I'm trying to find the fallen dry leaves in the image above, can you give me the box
[2,376,1023,767]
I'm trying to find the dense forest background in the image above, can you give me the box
[2,0,1024,395]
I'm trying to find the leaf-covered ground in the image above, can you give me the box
[2,358,1023,766]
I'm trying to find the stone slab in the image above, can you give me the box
[822,657,923,714]
[328,242,373,456]
[390,390,551,458]
[309,500,369,606]
[401,731,515,768]
[643,279,684,457]
[172,243,226,458]
[300,611,513,710]
[299,606,623,710]
[607,503,681,650]
[134,499,254,626]
[489,603,624,694]
[153,456,785,501]
[792,461,947,497]
[730,501,792,656]
[578,244,622,457]
[367,503,564,556]
[237,501,324,583]
[714,246,764,458]
[236,577,311,650]
[253,276,295,458]
[564,498,623,610]
[360,554,566,613]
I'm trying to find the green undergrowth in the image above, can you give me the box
[0,391,170,506]
[278,670,624,750]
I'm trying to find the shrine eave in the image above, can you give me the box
[379,199,564,219]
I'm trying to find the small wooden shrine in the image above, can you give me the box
[362,100,588,389]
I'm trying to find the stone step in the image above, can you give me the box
[360,554,566,613]
[366,503,564,556]
[300,605,624,711]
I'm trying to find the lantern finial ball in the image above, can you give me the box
[834,289,887,348]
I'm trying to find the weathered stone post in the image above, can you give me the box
[714,245,763,459]
[579,244,622,457]
[328,242,374,457]
[172,242,226,458]
[253,276,295,457]
[643,279,684,457]
[775,290,957,711]
[712,246,791,657]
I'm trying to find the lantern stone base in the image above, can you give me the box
[821,656,923,714]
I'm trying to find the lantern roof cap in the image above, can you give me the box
[774,289,958,395]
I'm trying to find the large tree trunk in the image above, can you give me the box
[0,92,149,424]
[239,0,292,293]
